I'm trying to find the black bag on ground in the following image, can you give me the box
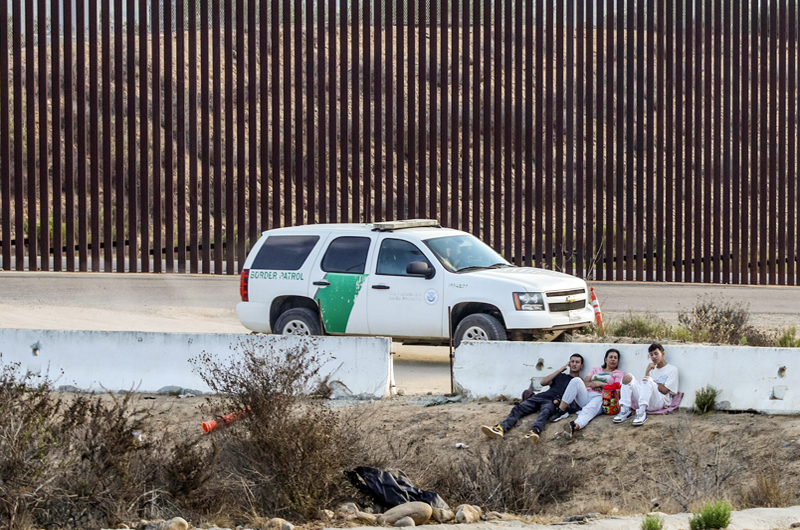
[344,466,449,510]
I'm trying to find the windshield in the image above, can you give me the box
[424,235,511,273]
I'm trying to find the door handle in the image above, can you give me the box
[372,284,390,290]
[313,280,330,286]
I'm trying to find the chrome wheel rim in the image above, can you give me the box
[282,320,311,335]
[463,326,489,341]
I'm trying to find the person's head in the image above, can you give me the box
[648,343,666,366]
[602,348,621,370]
[568,354,584,373]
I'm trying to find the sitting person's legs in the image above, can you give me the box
[573,392,603,429]
[558,377,589,411]
[635,377,667,411]
[499,396,544,432]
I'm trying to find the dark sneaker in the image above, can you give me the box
[632,409,648,426]
[563,421,575,440]
[524,429,540,442]
[481,424,505,439]
[551,411,570,423]
[613,406,633,423]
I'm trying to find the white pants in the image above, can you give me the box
[620,375,668,411]
[561,377,604,429]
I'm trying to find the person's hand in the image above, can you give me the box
[562,363,570,372]
[645,362,656,376]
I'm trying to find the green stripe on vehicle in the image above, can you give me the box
[314,273,368,333]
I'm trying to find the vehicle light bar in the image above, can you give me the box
[372,219,440,231]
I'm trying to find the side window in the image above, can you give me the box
[320,237,371,274]
[252,235,320,270]
[376,239,432,276]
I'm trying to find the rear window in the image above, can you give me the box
[251,235,320,270]
[321,236,371,274]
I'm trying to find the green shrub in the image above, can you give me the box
[606,313,673,339]
[775,327,800,348]
[689,500,732,530]
[641,513,664,530]
[678,298,772,346]
[694,385,721,414]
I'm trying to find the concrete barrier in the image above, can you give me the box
[454,341,800,414]
[0,329,393,398]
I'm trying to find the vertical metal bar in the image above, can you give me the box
[684,0,694,282]
[759,0,768,284]
[545,0,553,268]
[451,0,459,229]
[482,0,491,241]
[789,0,797,285]
[271,0,282,227]
[78,0,88,271]
[430,0,438,223]
[0,0,8,271]
[665,0,675,281]
[634,0,644,282]
[139,0,150,273]
[356,0,364,222]
[89,0,99,271]
[616,0,624,281]
[316,0,326,222]
[770,0,779,284]
[296,0,304,226]
[657,0,666,281]
[579,0,589,276]
[376,0,384,221]
[365,0,373,221]
[202,0,212,272]
[164,0,174,273]
[190,0,199,272]
[462,0,471,232]
[249,0,259,238]
[750,0,759,284]
[605,0,614,279]
[338,0,347,222]
[114,0,124,272]
[398,0,407,220]
[493,0,502,252]
[282,0,292,227]
[525,0,534,267]
[554,0,564,270]
[732,0,741,283]
[126,0,137,272]
[177,0,187,272]
[643,0,651,281]
[213,0,222,272]
[237,0,247,269]
[595,0,604,279]
[722,0,731,283]
[152,0,162,272]
[65,0,75,271]
[777,0,787,285]
[225,0,234,273]
[38,0,48,271]
[13,0,23,270]
[471,0,480,236]
[420,0,428,220]
[674,0,684,282]
[102,0,112,272]
[710,0,719,283]
[52,0,61,271]
[692,0,709,282]
[439,0,447,227]
[564,0,574,274]
[584,0,593,277]
[515,0,524,265]
[740,0,749,283]
[326,0,335,222]
[504,0,512,261]
[409,0,417,219]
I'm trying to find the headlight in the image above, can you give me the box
[513,292,545,311]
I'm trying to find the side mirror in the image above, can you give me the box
[407,261,435,279]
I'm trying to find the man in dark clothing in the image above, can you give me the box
[480,354,585,442]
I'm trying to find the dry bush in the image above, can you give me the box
[739,473,794,508]
[606,313,675,340]
[678,298,773,346]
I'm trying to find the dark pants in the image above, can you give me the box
[500,395,557,433]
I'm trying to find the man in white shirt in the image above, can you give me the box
[613,343,679,427]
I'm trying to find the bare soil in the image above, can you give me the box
[117,390,800,523]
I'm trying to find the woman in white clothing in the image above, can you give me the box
[559,348,625,439]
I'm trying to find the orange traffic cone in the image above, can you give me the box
[202,408,250,434]
[590,287,606,336]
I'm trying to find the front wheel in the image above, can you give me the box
[453,313,507,348]
[274,307,322,336]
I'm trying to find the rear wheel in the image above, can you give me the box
[454,313,507,347]
[274,307,322,336]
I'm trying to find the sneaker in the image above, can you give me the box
[613,406,633,423]
[524,429,540,442]
[551,411,570,423]
[632,409,648,426]
[481,424,504,439]
[563,421,575,440]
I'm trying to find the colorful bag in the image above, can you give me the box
[602,382,621,415]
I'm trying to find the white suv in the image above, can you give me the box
[237,220,594,346]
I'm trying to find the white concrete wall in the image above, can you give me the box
[0,330,393,398]
[454,341,800,414]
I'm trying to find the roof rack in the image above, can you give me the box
[372,219,441,232]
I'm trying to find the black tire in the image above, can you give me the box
[453,313,507,347]
[274,307,322,336]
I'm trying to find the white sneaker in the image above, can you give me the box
[551,411,569,423]
[632,409,648,426]
[613,406,633,423]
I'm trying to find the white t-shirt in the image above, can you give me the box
[650,363,679,399]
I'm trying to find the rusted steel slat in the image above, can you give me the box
[684,0,693,282]
[89,0,99,271]
[398,0,406,220]
[282,0,292,227]
[777,0,787,285]
[721,0,730,283]
[705,0,715,283]
[439,0,448,227]
[732,0,741,283]
[770,0,781,284]
[177,0,187,272]
[102,0,112,272]
[640,0,649,281]
[190,0,200,272]
[430,0,437,221]
[13,0,23,270]
[409,0,417,219]
[595,0,604,279]
[657,0,666,281]
[326,0,335,222]
[339,0,347,222]
[0,0,9,270]
[605,0,613,279]
[38,0,48,271]
[615,0,624,280]
[750,1,759,284]
[694,0,703,283]
[759,0,768,284]
[316,0,326,222]
[525,0,535,267]
[236,0,246,270]
[554,0,564,270]
[296,0,305,226]
[224,0,234,273]
[471,0,480,237]
[579,0,590,276]
[164,0,174,273]
[504,0,513,262]
[564,0,574,274]
[674,0,684,282]
[493,0,502,251]
[460,0,470,231]
[545,0,553,268]
[305,0,314,225]
[202,0,211,272]
[421,0,429,220]
[77,0,87,271]
[451,0,459,229]
[126,0,137,272]
[152,0,162,272]
[52,0,61,271]
[213,0,222,271]
[368,0,376,221]
[376,0,384,221]
[516,0,526,266]
[482,0,490,241]
[789,0,797,284]
[66,0,75,271]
